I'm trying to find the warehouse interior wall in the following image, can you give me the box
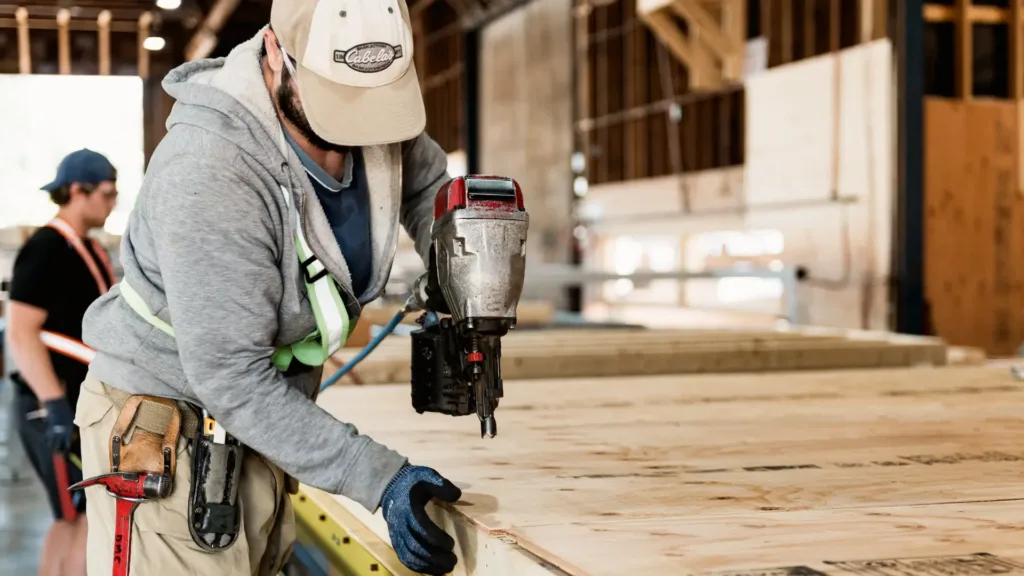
[480,0,574,271]
[578,39,894,330]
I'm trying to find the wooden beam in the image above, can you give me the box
[761,0,771,44]
[624,3,638,180]
[804,0,816,59]
[0,17,136,32]
[185,0,241,61]
[412,10,426,87]
[1012,0,1023,99]
[98,10,111,76]
[596,5,608,184]
[138,11,151,80]
[780,0,793,64]
[873,0,887,39]
[859,0,873,43]
[925,3,1011,24]
[830,0,840,52]
[57,8,70,75]
[722,0,746,80]
[575,0,592,180]
[642,12,707,88]
[15,6,28,74]
[956,0,971,99]
[668,0,737,59]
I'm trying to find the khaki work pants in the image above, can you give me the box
[75,373,295,576]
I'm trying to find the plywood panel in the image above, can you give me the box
[924,99,1024,356]
[742,38,894,331]
[316,366,1024,575]
[579,165,746,221]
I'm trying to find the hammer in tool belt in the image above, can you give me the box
[70,394,181,576]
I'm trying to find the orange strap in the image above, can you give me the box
[46,217,115,295]
[40,218,113,366]
[40,330,96,364]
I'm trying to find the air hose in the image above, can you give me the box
[320,308,409,393]
[318,302,441,393]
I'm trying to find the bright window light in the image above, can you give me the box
[156,0,182,9]
[143,36,166,51]
[0,75,144,234]
[573,176,588,197]
[446,150,467,177]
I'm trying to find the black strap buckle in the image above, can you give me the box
[301,255,329,283]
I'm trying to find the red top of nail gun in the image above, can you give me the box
[434,175,525,220]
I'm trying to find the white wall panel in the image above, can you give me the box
[0,74,144,236]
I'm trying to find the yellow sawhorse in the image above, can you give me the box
[291,486,418,576]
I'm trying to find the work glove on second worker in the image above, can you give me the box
[380,464,462,575]
[43,397,75,453]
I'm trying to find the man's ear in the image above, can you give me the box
[263,28,284,73]
[69,183,83,197]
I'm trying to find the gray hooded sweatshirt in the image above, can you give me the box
[82,30,450,511]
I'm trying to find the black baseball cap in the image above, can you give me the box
[41,149,116,192]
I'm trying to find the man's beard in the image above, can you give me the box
[277,71,350,154]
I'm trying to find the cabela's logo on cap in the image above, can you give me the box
[334,42,404,73]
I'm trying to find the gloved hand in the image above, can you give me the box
[380,464,462,575]
[43,397,74,453]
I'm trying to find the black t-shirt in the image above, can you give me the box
[9,226,113,407]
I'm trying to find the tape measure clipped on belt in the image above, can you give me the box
[118,244,352,372]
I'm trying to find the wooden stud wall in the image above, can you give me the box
[579,0,879,187]
[923,0,1022,99]
[921,3,1024,354]
[414,2,465,154]
[762,0,865,69]
[577,0,744,186]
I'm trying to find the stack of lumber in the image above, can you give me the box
[325,326,951,385]
[311,365,1024,575]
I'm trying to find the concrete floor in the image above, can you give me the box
[0,384,51,575]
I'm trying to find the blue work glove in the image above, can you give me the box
[380,464,462,575]
[43,397,74,453]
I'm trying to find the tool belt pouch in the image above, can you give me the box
[109,394,180,479]
[186,405,244,552]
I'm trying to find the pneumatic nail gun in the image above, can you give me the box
[407,175,529,438]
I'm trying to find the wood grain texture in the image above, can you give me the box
[924,99,1024,356]
[317,365,1024,575]
[326,326,947,385]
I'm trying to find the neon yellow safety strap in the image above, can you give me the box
[120,273,351,372]
[118,219,353,372]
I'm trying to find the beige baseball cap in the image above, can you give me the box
[271,0,425,146]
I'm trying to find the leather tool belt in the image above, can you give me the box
[104,385,244,552]
[109,394,181,478]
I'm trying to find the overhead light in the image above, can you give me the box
[156,0,182,9]
[143,36,166,51]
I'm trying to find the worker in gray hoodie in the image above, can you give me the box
[74,1,462,575]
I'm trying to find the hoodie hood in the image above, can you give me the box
[162,27,290,189]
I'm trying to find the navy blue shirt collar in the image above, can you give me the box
[281,126,354,191]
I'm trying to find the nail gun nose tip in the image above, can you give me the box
[481,415,497,438]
